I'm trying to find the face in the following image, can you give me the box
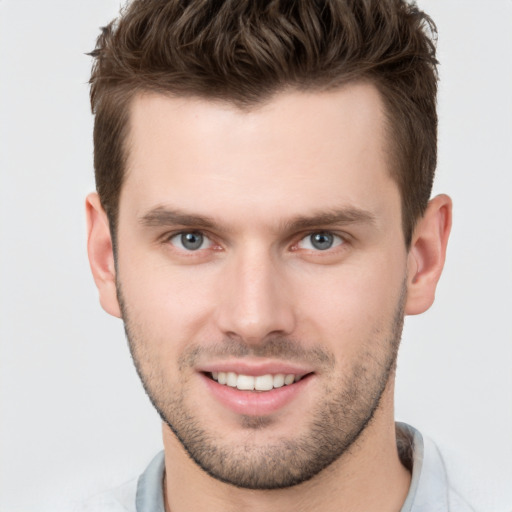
[115,84,409,489]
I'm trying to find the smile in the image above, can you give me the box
[210,372,304,391]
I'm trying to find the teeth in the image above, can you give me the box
[226,372,238,387]
[255,374,273,391]
[273,374,285,388]
[211,372,301,391]
[237,374,255,390]
[284,374,295,385]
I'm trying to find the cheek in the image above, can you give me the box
[117,256,220,346]
[292,254,406,346]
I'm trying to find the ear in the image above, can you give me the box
[85,192,122,318]
[405,194,452,316]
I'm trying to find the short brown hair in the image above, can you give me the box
[89,0,438,246]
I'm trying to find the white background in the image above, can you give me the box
[0,1,511,511]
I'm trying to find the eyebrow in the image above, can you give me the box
[281,208,376,233]
[139,207,218,230]
[139,206,376,232]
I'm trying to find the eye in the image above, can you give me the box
[297,232,344,251]
[169,231,213,251]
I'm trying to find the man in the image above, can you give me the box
[84,0,472,511]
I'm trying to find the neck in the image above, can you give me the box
[161,380,410,512]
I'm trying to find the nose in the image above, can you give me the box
[214,247,296,344]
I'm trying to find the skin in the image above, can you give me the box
[87,82,452,512]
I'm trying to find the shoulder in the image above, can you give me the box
[72,451,165,512]
[72,478,137,512]
[448,488,476,512]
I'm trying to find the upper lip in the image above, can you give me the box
[197,360,315,377]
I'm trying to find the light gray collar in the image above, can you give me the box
[136,450,166,512]
[397,422,449,512]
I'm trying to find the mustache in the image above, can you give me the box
[178,336,335,371]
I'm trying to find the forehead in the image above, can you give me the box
[121,83,398,227]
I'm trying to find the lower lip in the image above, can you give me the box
[201,373,313,416]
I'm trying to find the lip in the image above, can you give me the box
[198,360,313,377]
[198,361,315,416]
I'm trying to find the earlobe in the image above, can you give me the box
[405,194,452,316]
[85,193,122,318]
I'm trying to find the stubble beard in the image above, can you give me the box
[118,284,406,490]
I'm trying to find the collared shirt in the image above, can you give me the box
[75,423,474,512]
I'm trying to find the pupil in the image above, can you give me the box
[311,233,333,250]
[181,232,203,250]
